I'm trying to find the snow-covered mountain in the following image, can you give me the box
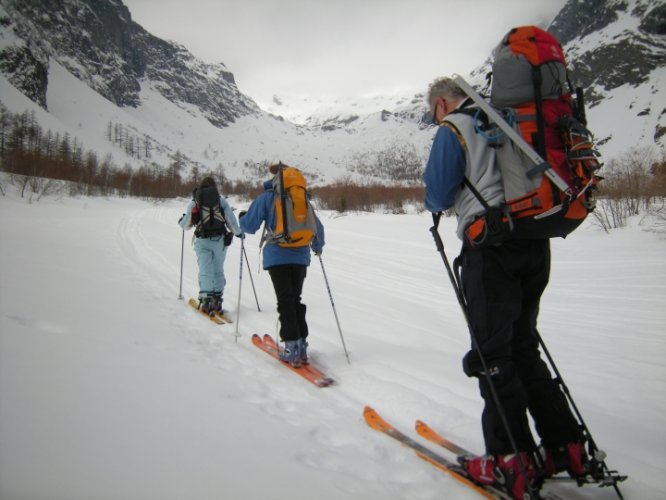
[0,0,664,185]
[549,0,666,154]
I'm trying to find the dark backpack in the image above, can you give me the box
[192,186,229,240]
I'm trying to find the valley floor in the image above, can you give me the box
[1,185,665,499]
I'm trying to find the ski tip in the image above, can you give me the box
[363,406,392,432]
[415,419,436,437]
[216,313,233,323]
[315,377,335,388]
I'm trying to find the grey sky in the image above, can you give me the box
[122,0,566,116]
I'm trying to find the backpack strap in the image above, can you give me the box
[462,177,492,211]
[440,121,468,152]
[278,164,290,242]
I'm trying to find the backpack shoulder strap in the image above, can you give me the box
[440,120,468,153]
[462,176,492,211]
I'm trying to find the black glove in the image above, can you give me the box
[239,210,247,219]
[236,232,245,239]
[178,213,186,224]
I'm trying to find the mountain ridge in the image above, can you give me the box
[0,0,664,185]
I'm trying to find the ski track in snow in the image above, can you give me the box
[1,186,665,500]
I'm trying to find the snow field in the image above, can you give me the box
[1,183,665,499]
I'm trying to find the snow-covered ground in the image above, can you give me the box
[1,181,664,500]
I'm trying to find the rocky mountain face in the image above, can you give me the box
[549,0,666,144]
[317,0,666,153]
[0,0,259,127]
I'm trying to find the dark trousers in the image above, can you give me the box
[268,264,308,342]
[460,239,582,455]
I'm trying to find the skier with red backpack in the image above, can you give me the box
[423,26,608,499]
[179,176,242,316]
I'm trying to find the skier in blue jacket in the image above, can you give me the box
[423,77,587,500]
[240,164,325,367]
[179,176,241,315]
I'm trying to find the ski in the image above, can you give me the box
[213,311,233,323]
[416,420,627,493]
[363,406,507,499]
[251,334,335,388]
[188,298,226,325]
[415,419,471,456]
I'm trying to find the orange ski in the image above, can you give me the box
[363,406,501,499]
[252,334,334,387]
[415,420,470,456]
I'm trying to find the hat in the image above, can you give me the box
[269,162,285,175]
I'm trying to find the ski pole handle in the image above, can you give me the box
[430,213,445,253]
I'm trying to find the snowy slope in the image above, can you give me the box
[2,0,664,187]
[0,55,431,186]
[1,180,665,500]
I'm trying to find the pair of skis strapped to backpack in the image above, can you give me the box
[454,75,571,196]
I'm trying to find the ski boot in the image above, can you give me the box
[298,338,309,365]
[198,296,215,316]
[540,442,589,479]
[212,291,223,315]
[279,340,302,368]
[461,452,537,500]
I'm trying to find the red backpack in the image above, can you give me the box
[461,26,602,245]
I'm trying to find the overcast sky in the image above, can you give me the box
[122,0,567,119]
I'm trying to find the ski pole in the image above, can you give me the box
[318,254,351,364]
[234,237,245,342]
[536,333,626,498]
[242,243,261,312]
[430,213,538,499]
[178,228,185,300]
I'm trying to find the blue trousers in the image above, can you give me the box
[194,236,228,296]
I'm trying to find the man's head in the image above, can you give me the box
[427,77,466,124]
